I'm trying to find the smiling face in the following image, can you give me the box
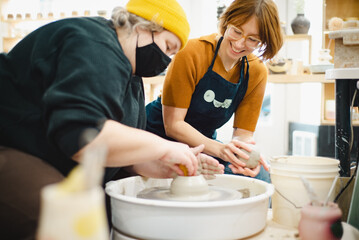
[221,15,259,63]
[217,0,283,60]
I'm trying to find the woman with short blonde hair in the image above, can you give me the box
[0,0,223,238]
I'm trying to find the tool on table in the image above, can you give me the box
[300,176,321,206]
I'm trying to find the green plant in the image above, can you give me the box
[294,0,305,14]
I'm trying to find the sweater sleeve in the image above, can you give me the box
[41,34,131,158]
[233,56,268,132]
[162,38,212,108]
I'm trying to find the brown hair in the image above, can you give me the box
[218,0,283,60]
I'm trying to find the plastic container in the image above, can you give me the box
[37,185,109,240]
[270,156,339,228]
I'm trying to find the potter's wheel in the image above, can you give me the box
[105,174,274,240]
[137,185,242,201]
[111,228,137,240]
[137,175,242,201]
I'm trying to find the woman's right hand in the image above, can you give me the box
[158,141,199,177]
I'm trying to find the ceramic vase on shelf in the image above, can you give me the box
[291,13,310,34]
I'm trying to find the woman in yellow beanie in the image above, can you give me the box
[0,0,222,238]
[146,0,284,182]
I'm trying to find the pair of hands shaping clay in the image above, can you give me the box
[237,144,261,169]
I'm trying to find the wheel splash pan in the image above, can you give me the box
[105,174,274,240]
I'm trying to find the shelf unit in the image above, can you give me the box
[284,34,312,64]
[143,74,337,125]
[321,0,359,125]
[0,12,99,52]
[267,73,328,83]
[323,0,359,60]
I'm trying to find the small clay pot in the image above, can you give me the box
[170,175,209,197]
[298,202,343,240]
[237,144,261,168]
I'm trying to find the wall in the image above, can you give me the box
[178,0,218,38]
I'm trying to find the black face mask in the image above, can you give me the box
[135,33,171,77]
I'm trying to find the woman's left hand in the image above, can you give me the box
[223,138,270,177]
[193,145,224,179]
[228,151,269,177]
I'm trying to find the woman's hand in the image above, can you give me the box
[219,139,251,168]
[192,145,224,179]
[228,153,269,177]
[74,120,219,178]
[220,139,269,177]
[132,144,224,179]
[158,141,199,176]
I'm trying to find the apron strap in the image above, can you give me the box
[235,56,250,103]
[239,56,249,85]
[209,36,249,84]
[208,36,224,71]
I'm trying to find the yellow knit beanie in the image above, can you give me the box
[126,0,190,49]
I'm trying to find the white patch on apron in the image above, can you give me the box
[203,90,232,108]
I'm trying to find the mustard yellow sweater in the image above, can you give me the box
[162,33,268,132]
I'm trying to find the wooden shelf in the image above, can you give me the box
[284,34,312,41]
[324,0,359,28]
[1,17,56,23]
[143,76,166,102]
[284,34,312,64]
[267,74,333,83]
[143,74,333,85]
[3,36,22,40]
[143,76,165,85]
[2,37,22,52]
[321,119,359,126]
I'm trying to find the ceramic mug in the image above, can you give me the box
[298,202,343,240]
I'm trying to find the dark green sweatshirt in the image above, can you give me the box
[0,17,146,181]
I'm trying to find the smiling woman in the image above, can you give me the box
[145,0,283,185]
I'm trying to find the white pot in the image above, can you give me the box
[105,175,274,240]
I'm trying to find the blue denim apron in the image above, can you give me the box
[183,37,249,139]
[146,37,270,183]
[146,36,249,141]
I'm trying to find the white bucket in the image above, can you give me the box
[270,156,340,228]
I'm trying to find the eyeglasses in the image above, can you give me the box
[226,25,261,49]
